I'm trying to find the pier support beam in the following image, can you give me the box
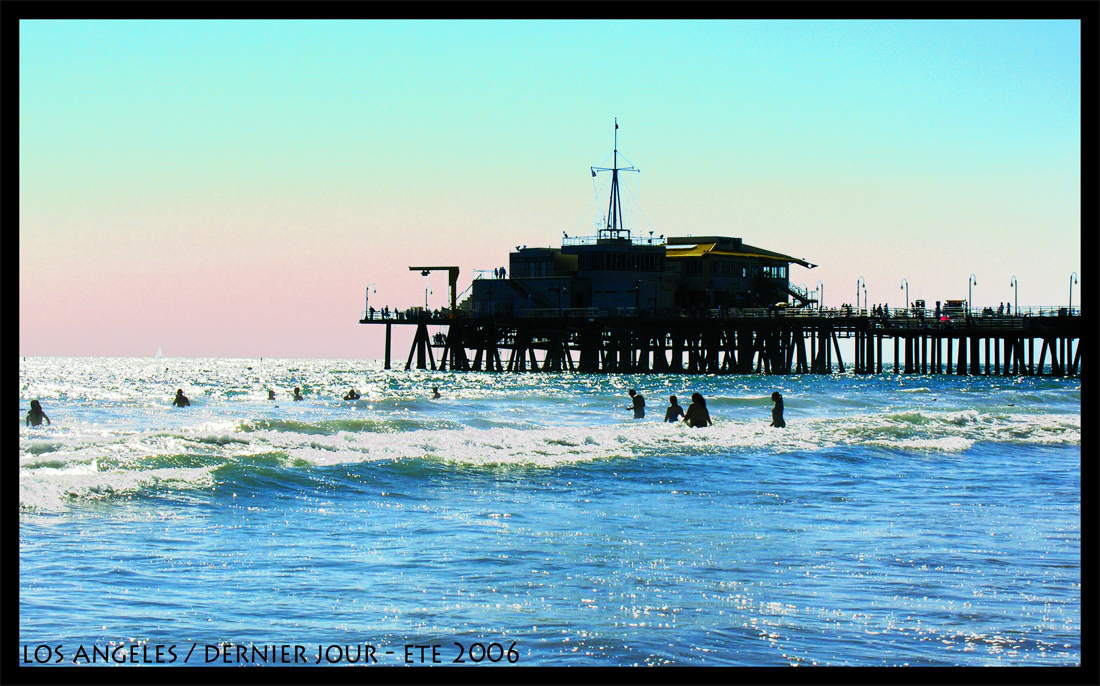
[405,323,435,371]
[385,323,392,370]
[368,313,1080,377]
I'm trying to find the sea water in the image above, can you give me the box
[18,357,1081,667]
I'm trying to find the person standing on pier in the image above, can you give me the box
[770,392,786,428]
[628,389,646,419]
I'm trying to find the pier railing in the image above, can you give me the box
[362,305,1080,324]
[361,302,1080,376]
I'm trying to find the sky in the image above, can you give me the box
[19,19,1084,360]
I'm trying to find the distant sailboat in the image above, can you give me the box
[155,347,163,358]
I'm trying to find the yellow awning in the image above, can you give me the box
[666,244,796,262]
[665,243,715,258]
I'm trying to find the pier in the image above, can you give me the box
[360,305,1082,377]
[360,124,1080,378]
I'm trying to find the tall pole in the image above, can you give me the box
[366,283,376,319]
[1010,276,1017,315]
[969,274,977,316]
[817,280,824,310]
[592,119,638,241]
[900,278,909,310]
[609,119,619,237]
[1069,272,1077,313]
[856,276,865,313]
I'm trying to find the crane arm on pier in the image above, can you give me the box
[410,266,460,317]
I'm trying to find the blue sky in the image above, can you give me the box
[20,19,1083,358]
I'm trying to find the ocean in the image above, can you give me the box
[18,357,1081,667]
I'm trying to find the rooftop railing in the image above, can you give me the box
[561,235,666,247]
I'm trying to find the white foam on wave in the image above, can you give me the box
[19,401,1080,511]
[172,404,1085,471]
[19,463,217,513]
[274,419,849,468]
[284,425,641,468]
[944,409,981,425]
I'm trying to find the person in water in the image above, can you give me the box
[628,389,645,419]
[770,391,786,428]
[432,386,441,399]
[293,387,304,401]
[172,389,190,407]
[343,388,360,400]
[682,392,712,428]
[267,389,276,400]
[26,399,51,426]
[664,395,684,423]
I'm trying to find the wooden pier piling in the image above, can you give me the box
[361,309,1081,377]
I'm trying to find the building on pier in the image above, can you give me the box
[469,121,817,316]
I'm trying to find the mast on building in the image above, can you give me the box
[590,118,638,241]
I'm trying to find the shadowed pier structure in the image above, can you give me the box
[360,306,1082,377]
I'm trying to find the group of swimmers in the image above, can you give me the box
[180,387,309,405]
[344,387,440,400]
[172,387,308,407]
[28,386,785,428]
[627,388,786,428]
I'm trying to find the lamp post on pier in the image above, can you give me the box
[1010,276,1018,316]
[365,283,376,320]
[816,280,824,311]
[1069,272,1077,314]
[969,274,977,316]
[900,278,909,311]
[856,276,865,314]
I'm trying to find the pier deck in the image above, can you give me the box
[360,307,1082,376]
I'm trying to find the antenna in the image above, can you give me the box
[590,118,638,240]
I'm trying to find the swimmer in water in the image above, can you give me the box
[682,393,712,428]
[344,388,361,400]
[293,387,304,401]
[172,389,190,407]
[432,387,441,399]
[26,399,51,426]
[770,391,786,428]
[664,395,684,423]
[628,389,645,419]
